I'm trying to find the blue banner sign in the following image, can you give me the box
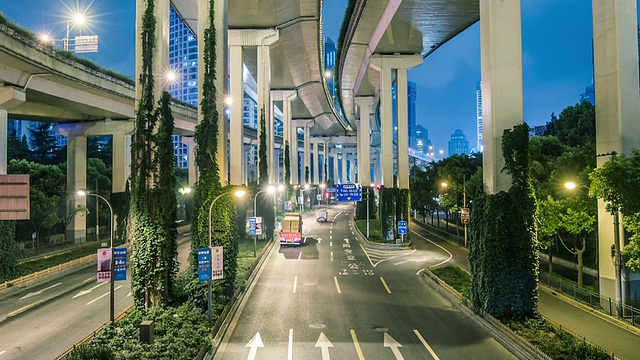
[197,247,211,282]
[336,183,362,202]
[249,217,256,236]
[113,247,127,281]
[398,221,408,235]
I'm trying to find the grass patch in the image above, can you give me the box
[355,219,383,242]
[430,265,611,360]
[235,238,268,290]
[431,266,472,299]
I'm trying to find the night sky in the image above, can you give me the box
[1,1,636,154]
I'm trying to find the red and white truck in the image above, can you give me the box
[280,212,303,246]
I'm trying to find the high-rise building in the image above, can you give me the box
[475,81,483,153]
[391,81,417,146]
[168,5,198,106]
[448,129,469,156]
[414,124,432,154]
[324,37,337,102]
[580,83,595,105]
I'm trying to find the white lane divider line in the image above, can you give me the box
[334,276,342,294]
[87,285,122,305]
[330,251,333,261]
[298,252,302,261]
[20,282,63,300]
[414,329,440,360]
[380,277,392,294]
[288,329,293,360]
[293,276,298,293]
[330,241,333,247]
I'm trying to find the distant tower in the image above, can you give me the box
[414,124,432,154]
[475,81,483,152]
[324,37,337,100]
[448,129,469,156]
[408,81,416,149]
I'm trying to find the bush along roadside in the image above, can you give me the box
[64,237,268,359]
[430,265,611,360]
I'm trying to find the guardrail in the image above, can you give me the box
[0,254,96,291]
[539,270,640,329]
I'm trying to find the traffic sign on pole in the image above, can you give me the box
[249,217,256,235]
[397,221,407,235]
[197,247,211,282]
[336,183,362,202]
[461,208,470,224]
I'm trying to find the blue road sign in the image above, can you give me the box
[326,187,337,193]
[249,217,256,236]
[113,247,127,281]
[197,247,211,282]
[398,221,408,235]
[336,183,362,202]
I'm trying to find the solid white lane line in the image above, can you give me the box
[293,276,298,293]
[380,277,392,294]
[416,268,425,276]
[288,329,293,360]
[410,230,453,267]
[87,285,122,305]
[414,330,440,360]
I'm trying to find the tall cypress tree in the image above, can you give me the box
[190,0,240,308]
[131,0,177,308]
[154,92,179,304]
[258,107,268,184]
[284,140,291,186]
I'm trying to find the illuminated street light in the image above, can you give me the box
[77,189,114,324]
[225,96,233,105]
[166,69,178,83]
[564,181,578,190]
[64,12,86,51]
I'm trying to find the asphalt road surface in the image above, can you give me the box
[0,230,191,359]
[214,204,517,360]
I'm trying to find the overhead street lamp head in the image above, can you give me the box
[73,13,86,25]
[278,184,285,192]
[441,182,448,188]
[77,189,89,196]
[564,181,578,190]
[304,184,310,190]
[266,185,276,194]
[179,187,192,195]
[234,189,247,198]
[225,96,233,105]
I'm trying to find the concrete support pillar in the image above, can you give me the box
[355,96,374,186]
[323,140,329,183]
[291,126,299,184]
[370,55,422,188]
[0,86,26,174]
[593,0,640,302]
[349,156,355,183]
[303,122,311,183]
[229,44,244,185]
[480,0,524,194]
[66,134,87,243]
[271,90,296,184]
[341,153,347,184]
[112,132,130,193]
[332,152,338,185]
[312,141,319,184]
[182,136,197,187]
[255,31,279,184]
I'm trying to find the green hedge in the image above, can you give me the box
[355,219,382,242]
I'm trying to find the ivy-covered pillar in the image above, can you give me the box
[291,125,299,184]
[272,90,297,183]
[198,0,229,185]
[137,0,169,102]
[256,30,278,184]
[312,141,319,184]
[480,0,523,194]
[228,41,244,185]
[592,0,640,303]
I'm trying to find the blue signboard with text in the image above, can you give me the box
[197,247,211,282]
[336,183,362,202]
[113,247,127,281]
[249,217,256,236]
[398,221,408,235]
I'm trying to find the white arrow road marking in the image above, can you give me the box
[288,329,293,360]
[384,332,404,359]
[414,330,440,360]
[317,237,322,243]
[73,282,107,298]
[245,332,264,360]
[86,285,122,305]
[0,350,6,355]
[394,257,428,266]
[20,282,62,300]
[315,332,334,359]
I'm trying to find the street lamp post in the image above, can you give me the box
[64,13,85,51]
[253,185,275,257]
[207,189,246,320]
[78,189,114,324]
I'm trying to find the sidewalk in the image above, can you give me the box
[412,219,640,360]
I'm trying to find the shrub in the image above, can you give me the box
[66,344,114,360]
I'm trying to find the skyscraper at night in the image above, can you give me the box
[448,129,469,156]
[475,81,483,153]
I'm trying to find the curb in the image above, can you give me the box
[351,215,412,250]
